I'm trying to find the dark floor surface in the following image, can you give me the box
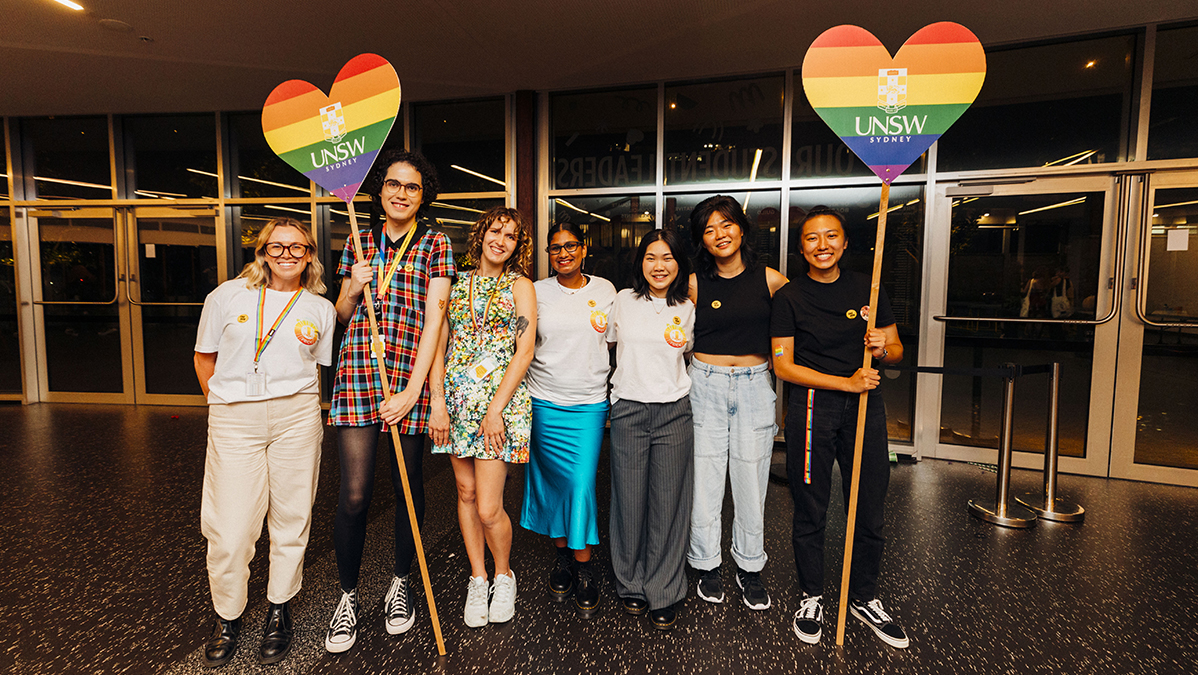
[0,402,1195,675]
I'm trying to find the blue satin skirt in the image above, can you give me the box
[519,397,608,550]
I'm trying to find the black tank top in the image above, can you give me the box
[694,266,772,355]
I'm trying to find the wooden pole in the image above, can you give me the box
[834,182,890,646]
[346,202,447,656]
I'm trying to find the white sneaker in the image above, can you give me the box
[464,576,489,628]
[488,570,517,623]
[325,589,358,653]
[384,575,416,635]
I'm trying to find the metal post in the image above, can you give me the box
[969,364,1037,528]
[1018,362,1085,522]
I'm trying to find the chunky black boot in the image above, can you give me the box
[258,602,293,665]
[202,615,241,668]
[548,547,575,602]
[574,560,600,618]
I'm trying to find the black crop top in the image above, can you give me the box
[693,266,773,355]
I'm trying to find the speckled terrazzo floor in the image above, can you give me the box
[0,402,1195,675]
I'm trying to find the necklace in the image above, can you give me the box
[555,274,588,295]
[650,295,668,315]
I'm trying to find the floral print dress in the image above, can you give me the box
[433,271,531,463]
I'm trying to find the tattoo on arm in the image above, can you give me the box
[515,315,529,340]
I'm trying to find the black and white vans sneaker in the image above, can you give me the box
[792,594,822,644]
[850,598,910,649]
[735,568,771,610]
[697,567,724,604]
[384,575,416,635]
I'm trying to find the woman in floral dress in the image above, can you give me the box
[431,206,536,628]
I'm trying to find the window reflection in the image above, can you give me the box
[664,75,784,185]
[21,117,113,200]
[1147,26,1198,160]
[227,112,311,198]
[412,99,506,194]
[124,115,217,200]
[552,88,657,190]
[550,196,656,290]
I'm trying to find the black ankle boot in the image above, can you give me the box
[548,548,575,601]
[574,560,599,618]
[258,602,293,665]
[202,615,241,668]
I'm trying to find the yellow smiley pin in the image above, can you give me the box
[404,263,415,272]
[673,316,681,325]
[588,299,596,308]
[711,300,722,309]
[846,309,858,320]
[237,314,249,323]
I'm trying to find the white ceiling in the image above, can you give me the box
[1,0,1194,117]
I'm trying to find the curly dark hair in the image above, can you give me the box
[363,149,440,217]
[689,195,758,281]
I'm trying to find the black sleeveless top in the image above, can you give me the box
[694,266,773,355]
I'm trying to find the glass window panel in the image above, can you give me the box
[227,112,312,199]
[664,75,784,186]
[791,72,905,180]
[21,116,113,200]
[1147,26,1198,160]
[123,114,217,200]
[0,207,18,393]
[938,35,1135,171]
[412,99,507,194]
[551,87,657,190]
[661,191,781,271]
[786,187,924,443]
[550,195,656,291]
[1135,187,1197,468]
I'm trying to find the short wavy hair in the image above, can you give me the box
[363,149,440,216]
[467,206,533,277]
[236,217,326,294]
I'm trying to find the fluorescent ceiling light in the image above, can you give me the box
[436,217,475,226]
[431,201,485,214]
[264,205,311,215]
[53,0,85,10]
[867,202,909,220]
[35,176,113,191]
[1018,197,1086,216]
[134,190,176,200]
[1154,200,1198,209]
[554,198,611,223]
[1043,150,1096,167]
[451,164,506,187]
[743,149,764,211]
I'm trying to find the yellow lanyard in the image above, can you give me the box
[468,272,506,331]
[375,223,419,302]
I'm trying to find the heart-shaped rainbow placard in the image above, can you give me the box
[262,54,401,203]
[802,22,985,184]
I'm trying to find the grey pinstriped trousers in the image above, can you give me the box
[608,396,694,611]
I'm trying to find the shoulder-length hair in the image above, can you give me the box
[236,217,326,294]
[467,206,533,277]
[364,148,440,224]
[632,228,691,306]
[689,195,758,281]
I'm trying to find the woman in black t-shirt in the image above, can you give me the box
[768,206,910,650]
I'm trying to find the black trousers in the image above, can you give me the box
[785,387,889,601]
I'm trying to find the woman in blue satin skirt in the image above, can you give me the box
[520,222,616,618]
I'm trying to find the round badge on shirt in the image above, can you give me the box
[846,309,857,320]
[237,314,249,323]
[295,319,319,345]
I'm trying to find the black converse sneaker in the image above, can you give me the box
[791,594,822,644]
[384,575,416,635]
[850,598,910,649]
[697,567,724,604]
[325,589,358,653]
[735,568,771,610]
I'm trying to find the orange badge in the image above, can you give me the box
[294,319,319,345]
[590,310,608,333]
[860,305,870,321]
[664,323,687,349]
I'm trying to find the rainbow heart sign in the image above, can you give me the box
[262,54,401,203]
[802,22,985,184]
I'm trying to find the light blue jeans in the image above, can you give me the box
[686,360,777,573]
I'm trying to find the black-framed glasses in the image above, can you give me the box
[382,179,423,197]
[546,241,583,255]
[264,243,311,258]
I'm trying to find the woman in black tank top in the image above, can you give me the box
[685,196,788,611]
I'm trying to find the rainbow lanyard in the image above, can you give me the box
[468,272,506,332]
[254,287,303,371]
[375,224,419,303]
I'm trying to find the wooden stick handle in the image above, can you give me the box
[347,203,447,656]
[835,182,890,646]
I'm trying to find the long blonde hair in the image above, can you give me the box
[236,217,327,294]
[466,207,532,277]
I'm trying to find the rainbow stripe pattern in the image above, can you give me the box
[802,22,985,184]
[262,54,401,203]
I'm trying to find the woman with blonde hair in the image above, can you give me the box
[431,206,536,628]
[194,217,336,667]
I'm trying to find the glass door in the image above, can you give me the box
[920,175,1122,477]
[1109,171,1197,485]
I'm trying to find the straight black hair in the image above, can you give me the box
[689,195,758,281]
[632,228,691,306]
[547,221,586,246]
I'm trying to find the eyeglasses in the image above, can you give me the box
[382,179,423,197]
[264,243,311,258]
[545,241,583,255]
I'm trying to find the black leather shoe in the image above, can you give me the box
[574,563,599,618]
[258,602,293,665]
[620,596,647,616]
[650,604,677,631]
[202,615,241,668]
[548,550,575,602]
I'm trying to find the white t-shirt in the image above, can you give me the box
[195,279,337,404]
[527,275,617,406]
[605,289,695,404]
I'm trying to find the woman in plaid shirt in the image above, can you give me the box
[323,150,457,653]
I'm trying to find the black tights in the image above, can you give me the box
[333,425,425,592]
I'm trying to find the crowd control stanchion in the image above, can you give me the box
[1017,362,1085,523]
[968,363,1037,528]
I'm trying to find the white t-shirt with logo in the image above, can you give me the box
[605,289,695,404]
[195,279,337,404]
[527,275,617,406]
